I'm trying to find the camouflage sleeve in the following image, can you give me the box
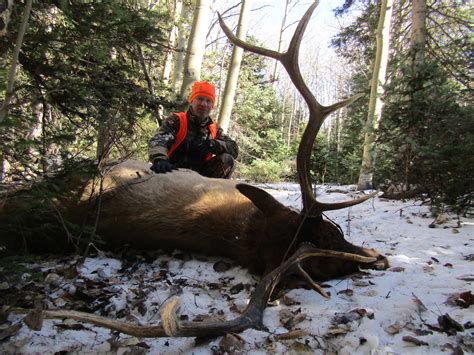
[215,127,239,159]
[148,114,180,162]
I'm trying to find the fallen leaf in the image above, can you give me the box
[463,254,474,261]
[414,328,433,336]
[333,308,372,325]
[0,322,22,341]
[353,280,370,287]
[23,309,43,331]
[217,333,245,354]
[287,340,312,353]
[403,335,428,346]
[123,337,141,346]
[281,295,300,306]
[325,326,350,338]
[229,283,244,295]
[456,275,474,282]
[55,323,88,331]
[412,293,428,313]
[274,330,308,340]
[435,213,449,224]
[446,291,474,308]
[384,322,402,335]
[438,313,464,335]
[284,313,307,330]
[337,289,354,296]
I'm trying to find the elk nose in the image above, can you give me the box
[361,247,389,270]
[373,255,389,270]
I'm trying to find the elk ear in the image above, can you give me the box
[236,183,288,217]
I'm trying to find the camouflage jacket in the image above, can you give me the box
[148,109,238,169]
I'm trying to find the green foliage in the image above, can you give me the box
[1,1,172,180]
[239,159,290,183]
[328,0,472,210]
[380,61,474,208]
[225,42,291,181]
[0,160,99,254]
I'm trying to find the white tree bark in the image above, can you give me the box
[1,0,32,182]
[0,0,32,123]
[162,0,183,85]
[0,0,14,37]
[217,0,252,133]
[172,2,191,93]
[357,0,393,190]
[179,0,211,97]
[411,0,426,71]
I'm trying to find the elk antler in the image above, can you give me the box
[218,1,375,216]
[18,245,376,338]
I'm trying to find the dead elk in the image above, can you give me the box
[7,1,388,339]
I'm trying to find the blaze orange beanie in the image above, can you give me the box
[189,81,216,107]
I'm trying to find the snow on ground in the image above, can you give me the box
[1,184,473,354]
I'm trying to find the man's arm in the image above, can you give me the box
[148,114,180,162]
[211,127,239,159]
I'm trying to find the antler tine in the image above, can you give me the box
[325,93,365,116]
[316,191,378,212]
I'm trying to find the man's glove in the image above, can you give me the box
[150,158,174,174]
[207,139,223,154]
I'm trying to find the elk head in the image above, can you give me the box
[219,1,389,283]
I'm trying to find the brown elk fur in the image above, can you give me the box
[65,159,387,279]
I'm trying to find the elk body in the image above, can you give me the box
[76,159,387,280]
[7,1,389,338]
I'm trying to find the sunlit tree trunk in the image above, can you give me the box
[272,0,290,86]
[0,0,32,123]
[179,0,211,97]
[411,0,426,73]
[1,0,32,182]
[357,0,393,190]
[172,2,190,93]
[162,0,182,85]
[217,0,252,133]
[0,0,14,38]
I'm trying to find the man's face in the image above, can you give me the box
[190,96,213,119]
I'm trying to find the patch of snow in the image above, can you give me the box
[2,185,473,354]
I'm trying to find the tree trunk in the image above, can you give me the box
[0,0,33,123]
[162,0,182,85]
[357,0,393,190]
[272,0,290,85]
[217,0,252,133]
[0,0,14,38]
[96,113,111,162]
[172,2,190,93]
[411,0,426,72]
[0,0,32,182]
[179,0,211,97]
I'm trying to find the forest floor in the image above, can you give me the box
[1,184,473,354]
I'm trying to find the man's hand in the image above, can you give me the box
[207,139,222,154]
[150,158,174,174]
